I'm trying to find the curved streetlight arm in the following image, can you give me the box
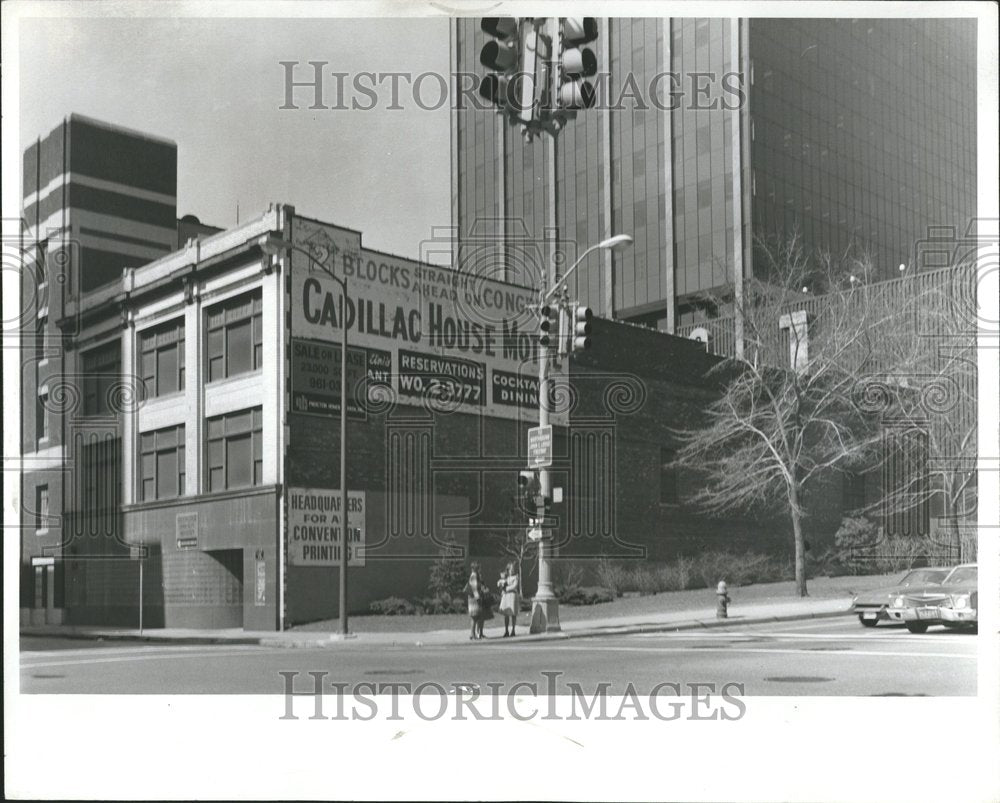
[539,234,633,305]
[541,243,603,304]
[258,235,347,291]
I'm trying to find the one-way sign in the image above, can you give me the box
[527,425,553,468]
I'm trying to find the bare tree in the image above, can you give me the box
[672,235,935,596]
[485,506,536,588]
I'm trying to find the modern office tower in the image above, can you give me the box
[451,18,977,331]
[20,115,180,624]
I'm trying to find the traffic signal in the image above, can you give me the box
[556,304,571,359]
[479,18,520,110]
[556,17,599,112]
[571,304,593,352]
[538,303,556,347]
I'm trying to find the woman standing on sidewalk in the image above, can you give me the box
[498,561,521,637]
[464,562,483,640]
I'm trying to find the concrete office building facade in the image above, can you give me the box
[451,17,976,330]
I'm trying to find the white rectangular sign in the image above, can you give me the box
[289,216,567,423]
[287,487,366,567]
[528,424,553,468]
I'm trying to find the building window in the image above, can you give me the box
[82,341,121,415]
[140,318,185,398]
[37,240,49,287]
[36,316,47,364]
[35,485,49,533]
[697,180,713,209]
[205,291,263,382]
[139,425,186,501]
[36,390,48,444]
[659,447,679,505]
[206,407,263,492]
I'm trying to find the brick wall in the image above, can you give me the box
[287,318,851,605]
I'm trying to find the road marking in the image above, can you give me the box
[21,647,279,670]
[20,644,268,660]
[494,644,975,660]
[629,631,975,645]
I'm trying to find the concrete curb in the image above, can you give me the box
[21,607,851,648]
[488,606,852,645]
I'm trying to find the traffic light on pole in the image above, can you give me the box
[479,18,520,111]
[538,303,556,347]
[556,303,571,359]
[556,17,599,112]
[571,304,593,352]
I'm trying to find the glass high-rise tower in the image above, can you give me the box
[451,18,976,331]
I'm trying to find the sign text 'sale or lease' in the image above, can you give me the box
[287,487,366,566]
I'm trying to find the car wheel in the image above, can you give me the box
[858,615,878,628]
[905,622,929,634]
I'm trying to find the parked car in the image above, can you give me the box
[884,564,978,633]
[851,566,951,627]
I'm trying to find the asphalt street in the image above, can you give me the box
[20,617,976,696]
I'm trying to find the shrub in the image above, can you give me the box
[673,556,693,590]
[834,516,880,574]
[872,536,931,574]
[560,586,615,606]
[809,547,848,578]
[629,565,661,595]
[692,552,728,589]
[595,557,629,597]
[428,538,467,598]
[691,551,790,588]
[554,562,587,601]
[414,593,467,615]
[369,596,416,616]
[653,564,687,592]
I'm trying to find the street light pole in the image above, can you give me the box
[532,316,558,631]
[258,235,351,636]
[529,233,633,635]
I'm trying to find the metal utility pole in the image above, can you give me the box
[258,235,351,636]
[531,16,563,633]
[338,286,349,636]
[479,16,608,634]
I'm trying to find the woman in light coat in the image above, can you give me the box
[464,562,483,640]
[498,561,521,637]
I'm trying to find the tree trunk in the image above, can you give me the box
[945,475,964,563]
[789,483,808,597]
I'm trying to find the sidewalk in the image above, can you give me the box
[20,596,851,648]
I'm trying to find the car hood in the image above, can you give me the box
[854,582,940,605]
[908,581,977,597]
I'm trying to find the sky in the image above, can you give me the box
[19,14,453,262]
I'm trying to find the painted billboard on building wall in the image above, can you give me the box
[289,215,565,422]
[287,487,366,567]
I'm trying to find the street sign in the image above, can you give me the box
[528,424,553,468]
[527,526,543,541]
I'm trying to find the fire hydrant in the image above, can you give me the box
[716,580,730,619]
